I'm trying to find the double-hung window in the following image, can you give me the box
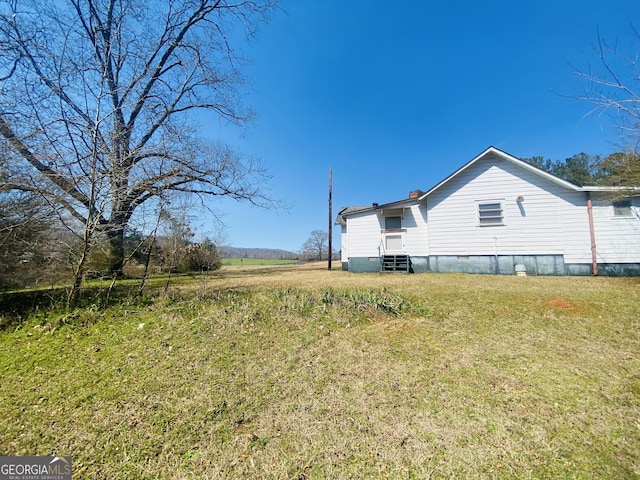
[478,202,503,226]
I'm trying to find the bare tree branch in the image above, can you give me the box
[0,0,278,275]
[0,114,91,208]
[574,28,640,152]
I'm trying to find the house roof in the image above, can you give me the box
[338,146,638,222]
[335,197,421,225]
[417,146,582,200]
[335,206,373,225]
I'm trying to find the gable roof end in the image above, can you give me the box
[338,146,639,226]
[418,146,583,200]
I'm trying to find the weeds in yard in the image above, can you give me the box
[271,286,430,320]
[0,265,638,479]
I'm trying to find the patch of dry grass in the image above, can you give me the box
[1,263,639,479]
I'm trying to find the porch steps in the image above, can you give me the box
[380,254,411,273]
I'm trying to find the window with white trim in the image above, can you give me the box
[478,202,503,226]
[385,216,402,229]
[613,200,632,217]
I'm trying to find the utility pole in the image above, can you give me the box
[328,168,332,271]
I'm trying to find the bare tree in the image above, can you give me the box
[158,203,196,294]
[193,237,221,297]
[301,230,328,261]
[574,28,640,189]
[0,190,52,288]
[0,0,277,278]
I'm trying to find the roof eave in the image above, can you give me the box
[375,198,421,210]
[338,197,422,220]
[579,186,640,192]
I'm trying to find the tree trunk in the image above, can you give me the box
[67,228,92,309]
[107,221,126,276]
[67,256,86,309]
[138,233,157,295]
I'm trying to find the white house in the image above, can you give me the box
[337,146,640,276]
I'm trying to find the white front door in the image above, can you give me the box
[385,234,403,252]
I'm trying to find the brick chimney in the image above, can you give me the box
[409,190,421,199]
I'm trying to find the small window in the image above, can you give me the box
[613,200,632,217]
[385,216,402,229]
[478,202,503,226]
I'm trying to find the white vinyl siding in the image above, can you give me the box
[343,204,429,258]
[343,210,385,258]
[340,225,348,262]
[342,151,640,268]
[591,195,639,263]
[402,204,429,256]
[427,156,591,260]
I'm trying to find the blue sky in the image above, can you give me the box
[199,0,640,252]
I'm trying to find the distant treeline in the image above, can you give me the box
[522,152,639,188]
[223,247,299,260]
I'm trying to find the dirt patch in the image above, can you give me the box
[548,299,575,309]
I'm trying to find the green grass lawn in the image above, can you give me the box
[222,257,299,266]
[0,264,639,479]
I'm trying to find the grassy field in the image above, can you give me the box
[0,263,639,479]
[221,257,299,266]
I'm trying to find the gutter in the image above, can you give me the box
[586,192,598,276]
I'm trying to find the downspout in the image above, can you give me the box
[586,192,598,276]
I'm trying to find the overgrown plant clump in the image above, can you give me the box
[0,266,638,479]
[271,286,431,319]
[162,286,431,331]
[1,283,430,333]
